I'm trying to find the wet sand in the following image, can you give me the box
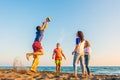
[0,68,120,80]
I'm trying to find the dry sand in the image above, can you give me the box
[0,68,120,80]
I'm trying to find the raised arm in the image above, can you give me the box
[40,17,51,31]
[40,22,48,31]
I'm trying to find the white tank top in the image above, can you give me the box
[78,40,85,55]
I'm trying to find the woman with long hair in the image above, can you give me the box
[72,31,85,77]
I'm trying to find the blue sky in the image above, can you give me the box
[0,0,120,66]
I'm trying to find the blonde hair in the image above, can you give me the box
[85,40,91,47]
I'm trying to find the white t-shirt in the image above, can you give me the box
[84,47,91,55]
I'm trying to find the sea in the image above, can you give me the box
[0,66,120,76]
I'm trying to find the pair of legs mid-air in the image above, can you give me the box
[26,41,44,61]
[26,41,44,72]
[26,49,44,61]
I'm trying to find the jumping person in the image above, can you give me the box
[26,17,51,72]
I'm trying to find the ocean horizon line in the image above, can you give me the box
[0,65,120,67]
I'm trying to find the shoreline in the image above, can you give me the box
[0,68,120,80]
[1,66,120,76]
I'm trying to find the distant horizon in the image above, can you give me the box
[1,65,120,67]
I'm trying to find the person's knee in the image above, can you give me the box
[40,49,44,54]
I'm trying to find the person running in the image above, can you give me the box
[52,43,66,75]
[26,17,51,72]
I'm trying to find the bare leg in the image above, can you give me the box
[58,64,61,75]
[74,70,77,77]
[26,49,44,61]
[56,64,59,75]
[26,53,34,61]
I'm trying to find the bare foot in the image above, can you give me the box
[88,73,93,78]
[26,53,30,61]
[81,74,86,78]
[73,73,77,77]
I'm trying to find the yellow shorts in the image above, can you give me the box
[55,60,62,64]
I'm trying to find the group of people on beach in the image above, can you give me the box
[26,17,91,77]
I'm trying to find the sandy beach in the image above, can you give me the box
[0,68,120,80]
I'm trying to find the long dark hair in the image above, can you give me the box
[77,31,84,42]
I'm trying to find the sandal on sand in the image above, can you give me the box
[26,53,30,61]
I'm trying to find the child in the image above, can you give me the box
[52,43,66,75]
[84,40,91,76]
[26,17,51,72]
